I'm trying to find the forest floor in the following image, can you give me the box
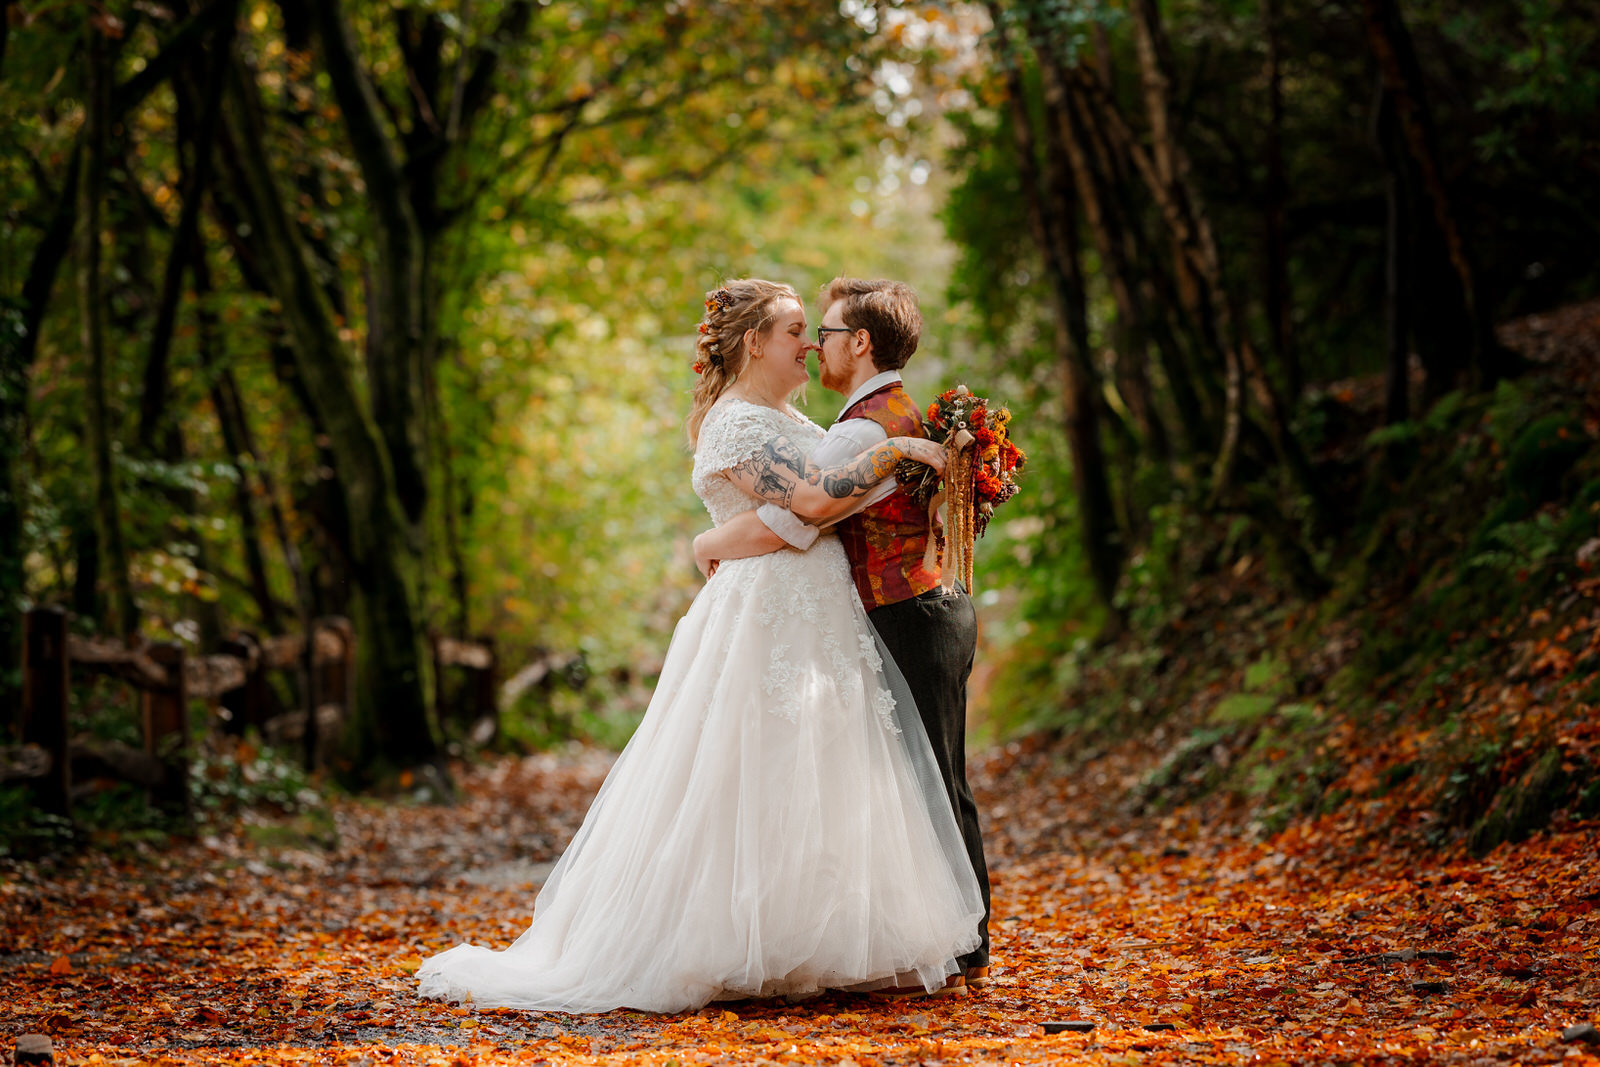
[4,737,1598,1067]
[8,300,1600,1065]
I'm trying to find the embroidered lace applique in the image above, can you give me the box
[872,687,901,735]
[857,632,884,673]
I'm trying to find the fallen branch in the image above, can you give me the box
[1336,948,1458,964]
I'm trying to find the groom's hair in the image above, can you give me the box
[821,277,922,371]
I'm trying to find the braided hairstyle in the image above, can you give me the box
[686,278,800,446]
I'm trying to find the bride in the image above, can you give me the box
[416,279,984,1013]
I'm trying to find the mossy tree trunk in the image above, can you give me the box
[82,19,139,641]
[218,54,436,773]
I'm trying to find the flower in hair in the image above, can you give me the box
[692,360,708,375]
[709,288,734,311]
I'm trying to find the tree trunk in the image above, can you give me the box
[1118,4,1326,530]
[81,20,139,639]
[1045,53,1170,465]
[0,358,20,727]
[1260,0,1298,401]
[430,333,473,640]
[193,239,282,635]
[394,4,537,639]
[1358,0,1516,388]
[0,159,80,733]
[217,53,437,773]
[990,5,1123,611]
[312,0,429,533]
[137,1,234,454]
[0,0,12,76]
[1068,67,1216,457]
[1034,51,1146,541]
[134,17,235,652]
[1130,0,1204,315]
[1374,77,1412,427]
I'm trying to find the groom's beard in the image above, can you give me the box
[818,354,850,396]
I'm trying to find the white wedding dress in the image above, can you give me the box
[416,398,983,1012]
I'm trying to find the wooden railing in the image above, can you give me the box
[10,607,500,819]
[433,632,500,745]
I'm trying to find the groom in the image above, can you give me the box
[695,277,992,991]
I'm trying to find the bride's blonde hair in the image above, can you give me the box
[686,278,800,446]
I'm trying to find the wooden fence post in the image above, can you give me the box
[219,633,268,733]
[430,629,447,732]
[141,642,190,815]
[311,616,351,769]
[473,634,499,743]
[21,608,70,816]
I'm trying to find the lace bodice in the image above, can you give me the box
[691,398,826,525]
[686,397,899,734]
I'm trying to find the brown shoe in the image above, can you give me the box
[867,974,967,1000]
[965,965,991,988]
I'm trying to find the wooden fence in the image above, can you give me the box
[9,607,497,818]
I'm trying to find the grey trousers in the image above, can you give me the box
[868,585,990,970]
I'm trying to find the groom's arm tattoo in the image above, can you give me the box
[822,442,905,499]
[729,435,915,509]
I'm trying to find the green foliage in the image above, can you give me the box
[1115,501,1203,633]
[1364,390,1469,450]
[941,100,1037,341]
[502,678,646,754]
[189,739,325,818]
[1468,746,1569,852]
[1470,383,1590,546]
[70,783,170,838]
[0,785,77,857]
[1468,512,1564,575]
[1211,693,1277,726]
[1498,415,1588,516]
[1243,654,1292,697]
[1138,726,1229,811]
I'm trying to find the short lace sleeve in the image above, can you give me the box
[692,402,789,490]
[691,400,825,526]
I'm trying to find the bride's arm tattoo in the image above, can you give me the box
[729,436,808,509]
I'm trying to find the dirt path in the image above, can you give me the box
[4,743,1598,1065]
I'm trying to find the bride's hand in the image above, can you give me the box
[693,532,720,579]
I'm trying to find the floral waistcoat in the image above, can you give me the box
[836,383,943,612]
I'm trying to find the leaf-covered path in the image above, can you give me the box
[5,742,1598,1066]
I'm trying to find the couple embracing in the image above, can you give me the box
[417,277,992,1012]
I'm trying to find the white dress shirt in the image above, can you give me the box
[757,371,905,549]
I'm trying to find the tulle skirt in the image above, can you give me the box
[416,538,983,1013]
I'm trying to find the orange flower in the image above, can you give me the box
[974,465,1005,502]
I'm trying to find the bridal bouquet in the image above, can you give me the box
[897,385,1026,592]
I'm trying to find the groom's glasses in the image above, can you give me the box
[816,326,854,345]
